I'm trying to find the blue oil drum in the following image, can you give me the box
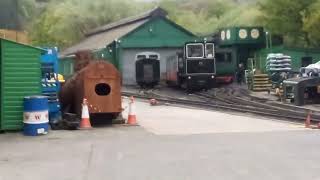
[23,96,49,136]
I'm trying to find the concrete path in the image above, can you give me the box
[0,100,319,180]
[122,99,305,135]
[1,127,320,180]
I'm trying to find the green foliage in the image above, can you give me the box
[214,5,262,29]
[30,0,148,47]
[25,0,320,48]
[29,0,263,47]
[160,0,261,35]
[258,0,318,47]
[303,0,320,47]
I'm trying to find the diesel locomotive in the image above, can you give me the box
[135,52,161,88]
[166,42,216,91]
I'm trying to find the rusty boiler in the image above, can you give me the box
[59,60,122,120]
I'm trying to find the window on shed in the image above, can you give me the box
[216,52,232,63]
[65,62,74,75]
[62,63,67,74]
[301,57,313,67]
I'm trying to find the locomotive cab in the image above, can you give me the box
[135,52,161,88]
[166,42,216,91]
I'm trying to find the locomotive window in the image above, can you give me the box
[186,44,204,58]
[149,55,159,60]
[205,43,214,58]
[216,52,232,63]
[137,55,146,60]
[95,83,111,96]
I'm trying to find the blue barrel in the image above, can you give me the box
[23,96,49,136]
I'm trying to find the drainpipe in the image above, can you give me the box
[265,31,269,49]
[269,32,273,53]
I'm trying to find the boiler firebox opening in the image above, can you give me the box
[95,83,111,96]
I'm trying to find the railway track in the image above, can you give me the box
[122,87,320,125]
[196,88,320,123]
[213,87,320,114]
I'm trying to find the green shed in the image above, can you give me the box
[215,27,266,76]
[219,27,265,46]
[58,48,115,78]
[254,46,320,73]
[60,7,197,84]
[0,38,43,131]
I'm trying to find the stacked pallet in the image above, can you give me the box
[266,54,292,72]
[252,74,272,92]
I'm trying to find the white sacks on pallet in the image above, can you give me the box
[266,53,292,72]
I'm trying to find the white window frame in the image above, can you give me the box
[135,52,160,61]
[186,43,204,59]
[205,43,215,59]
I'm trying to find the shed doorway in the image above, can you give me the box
[301,57,313,67]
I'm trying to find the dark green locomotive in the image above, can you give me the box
[166,42,216,91]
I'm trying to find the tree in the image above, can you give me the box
[259,0,317,47]
[303,0,320,47]
[214,5,262,30]
[29,0,263,47]
[30,0,147,47]
[160,0,261,36]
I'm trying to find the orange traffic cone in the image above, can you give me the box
[127,96,137,125]
[305,111,312,128]
[79,98,92,129]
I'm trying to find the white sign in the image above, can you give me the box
[226,30,231,40]
[23,111,49,124]
[251,29,260,39]
[239,29,248,39]
[221,31,226,41]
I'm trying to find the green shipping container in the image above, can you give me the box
[0,38,43,131]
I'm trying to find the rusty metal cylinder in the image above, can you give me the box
[59,60,122,118]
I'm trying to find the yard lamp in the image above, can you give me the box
[265,31,269,49]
